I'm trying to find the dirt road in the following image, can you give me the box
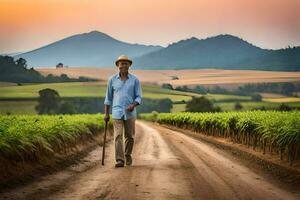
[1,120,299,200]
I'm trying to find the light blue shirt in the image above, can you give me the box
[104,72,142,120]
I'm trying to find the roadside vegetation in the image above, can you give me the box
[140,111,300,166]
[0,114,111,163]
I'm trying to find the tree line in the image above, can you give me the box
[163,82,300,97]
[34,88,173,115]
[0,55,96,83]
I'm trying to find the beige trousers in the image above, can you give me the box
[112,117,136,162]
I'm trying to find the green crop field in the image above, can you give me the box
[140,111,300,165]
[0,81,198,100]
[0,82,200,114]
[0,81,299,114]
[0,114,112,163]
[0,82,106,98]
[215,101,300,111]
[171,101,300,113]
[205,93,251,102]
[0,100,37,114]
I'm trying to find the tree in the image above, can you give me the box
[234,102,243,110]
[255,106,266,111]
[185,96,220,112]
[281,83,295,96]
[0,55,94,83]
[59,102,76,114]
[251,93,262,101]
[278,103,292,111]
[193,85,208,94]
[35,88,61,114]
[15,58,27,69]
[56,62,64,68]
[162,83,173,90]
[136,98,173,113]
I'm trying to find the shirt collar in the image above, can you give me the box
[116,72,131,79]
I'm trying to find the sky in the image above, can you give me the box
[1,0,300,54]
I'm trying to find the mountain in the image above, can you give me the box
[1,52,24,57]
[133,34,300,71]
[134,34,265,68]
[13,32,300,71]
[14,31,163,67]
[237,47,300,71]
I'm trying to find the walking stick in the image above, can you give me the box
[102,120,108,165]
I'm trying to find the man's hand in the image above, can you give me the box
[104,104,110,122]
[127,101,139,112]
[104,113,110,122]
[127,103,136,112]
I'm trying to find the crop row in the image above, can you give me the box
[0,114,112,163]
[140,111,300,165]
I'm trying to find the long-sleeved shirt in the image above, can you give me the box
[104,72,142,120]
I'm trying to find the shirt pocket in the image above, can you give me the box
[126,82,135,92]
[125,82,135,102]
[113,81,123,92]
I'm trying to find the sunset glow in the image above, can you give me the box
[1,0,299,53]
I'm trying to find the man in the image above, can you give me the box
[103,55,142,168]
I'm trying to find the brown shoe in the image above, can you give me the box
[115,160,124,168]
[125,155,132,166]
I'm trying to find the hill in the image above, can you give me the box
[134,34,300,71]
[14,31,162,67]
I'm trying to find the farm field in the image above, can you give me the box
[0,81,198,100]
[37,67,300,87]
[1,69,299,198]
[215,101,300,111]
[1,80,300,114]
[173,101,300,112]
[0,81,199,114]
[0,100,37,114]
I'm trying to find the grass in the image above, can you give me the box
[0,82,107,98]
[206,93,251,102]
[171,104,186,112]
[0,82,198,102]
[0,101,37,114]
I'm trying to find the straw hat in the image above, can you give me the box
[115,55,132,66]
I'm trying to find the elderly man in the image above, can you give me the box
[104,55,142,167]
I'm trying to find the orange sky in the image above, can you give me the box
[1,0,300,53]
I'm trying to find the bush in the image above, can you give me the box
[251,93,262,101]
[185,96,221,112]
[234,102,243,110]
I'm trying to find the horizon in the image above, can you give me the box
[1,30,299,55]
[1,0,299,54]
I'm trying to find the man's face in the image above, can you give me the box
[117,60,130,72]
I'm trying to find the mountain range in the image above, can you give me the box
[11,30,300,71]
